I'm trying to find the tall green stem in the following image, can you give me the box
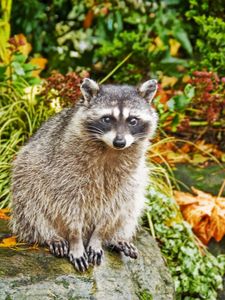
[99,52,133,84]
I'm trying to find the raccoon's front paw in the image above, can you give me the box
[47,239,69,257]
[68,251,89,272]
[111,241,138,259]
[87,246,104,266]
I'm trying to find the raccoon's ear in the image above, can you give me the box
[138,79,158,103]
[80,78,100,102]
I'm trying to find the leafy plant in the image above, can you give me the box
[0,34,47,86]
[155,83,195,132]
[11,0,73,56]
[189,71,225,124]
[146,187,225,300]
[43,70,89,108]
[186,0,225,75]
[0,2,43,85]
[11,0,193,82]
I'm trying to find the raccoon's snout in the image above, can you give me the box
[113,137,126,149]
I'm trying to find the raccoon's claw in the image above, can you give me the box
[47,239,69,257]
[87,246,104,266]
[111,241,138,259]
[68,252,89,272]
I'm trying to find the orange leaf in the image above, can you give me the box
[156,89,169,104]
[0,236,17,248]
[194,217,211,244]
[0,208,11,220]
[83,10,94,29]
[174,188,225,244]
[14,34,32,56]
[30,57,48,77]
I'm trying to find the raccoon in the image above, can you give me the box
[10,78,158,272]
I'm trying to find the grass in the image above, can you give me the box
[0,81,53,208]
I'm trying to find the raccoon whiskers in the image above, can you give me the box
[84,136,104,144]
[133,133,147,140]
[87,129,103,135]
[86,126,104,135]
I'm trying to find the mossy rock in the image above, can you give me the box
[173,163,225,196]
[0,220,174,300]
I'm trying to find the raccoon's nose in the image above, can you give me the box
[113,137,126,149]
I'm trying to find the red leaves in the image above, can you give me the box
[190,71,225,124]
[44,70,89,107]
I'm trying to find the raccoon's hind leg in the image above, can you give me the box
[107,212,140,259]
[35,219,70,258]
[29,214,70,258]
[109,241,138,259]
[46,238,69,257]
[11,210,69,257]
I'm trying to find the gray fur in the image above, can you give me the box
[10,79,158,272]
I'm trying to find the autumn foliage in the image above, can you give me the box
[0,209,10,220]
[43,70,90,107]
[174,188,225,244]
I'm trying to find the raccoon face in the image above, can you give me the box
[80,78,158,150]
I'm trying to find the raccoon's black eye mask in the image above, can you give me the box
[101,115,116,125]
[86,119,112,135]
[85,115,150,138]
[128,120,150,137]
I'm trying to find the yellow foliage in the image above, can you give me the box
[14,34,32,56]
[161,76,178,88]
[0,236,17,248]
[0,208,11,220]
[30,57,48,77]
[149,36,165,52]
[169,39,181,56]
[0,0,12,63]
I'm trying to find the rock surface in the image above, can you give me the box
[0,220,174,300]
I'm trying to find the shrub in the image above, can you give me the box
[186,0,225,75]
[11,1,192,82]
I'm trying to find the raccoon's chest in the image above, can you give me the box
[81,164,130,217]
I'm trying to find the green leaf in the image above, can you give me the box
[13,53,27,64]
[167,98,176,111]
[0,66,7,81]
[171,114,180,132]
[11,62,25,76]
[107,13,114,31]
[173,27,193,55]
[184,84,195,99]
[168,94,192,112]
[115,11,123,32]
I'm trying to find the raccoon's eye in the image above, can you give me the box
[101,116,113,124]
[128,117,139,126]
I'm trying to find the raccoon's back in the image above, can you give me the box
[29,107,75,144]
[11,107,76,210]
